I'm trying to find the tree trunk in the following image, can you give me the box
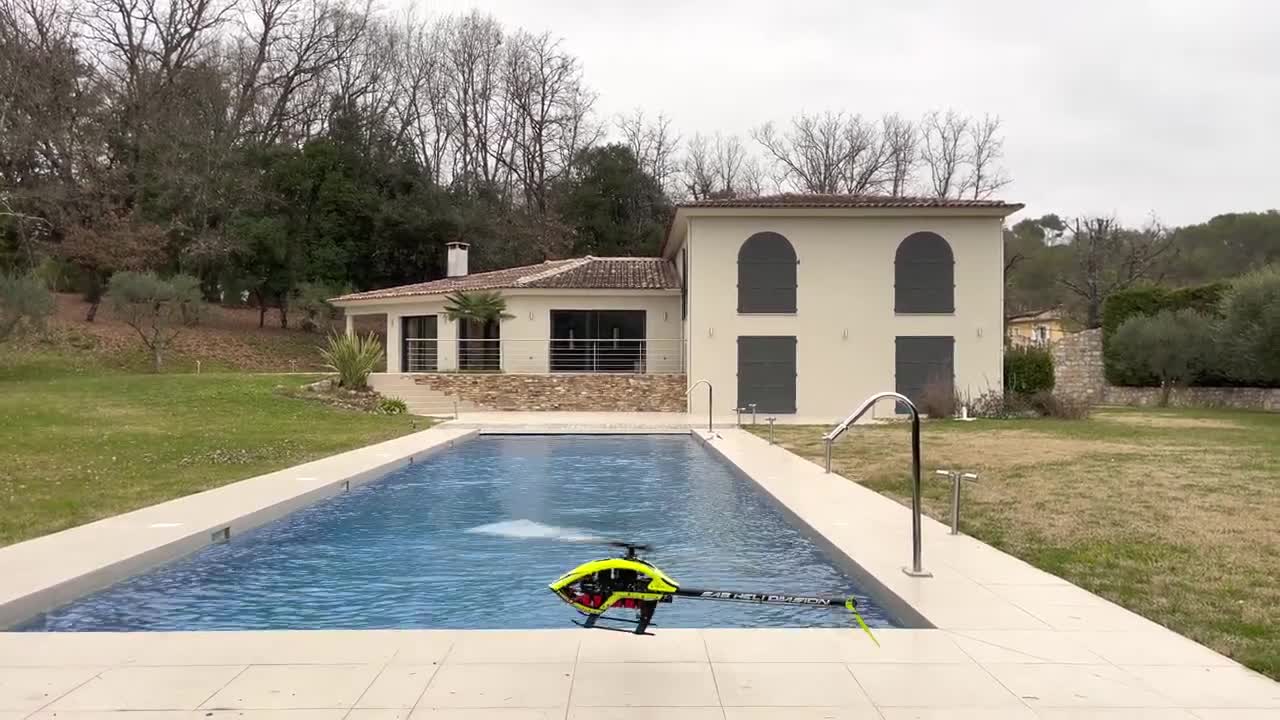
[258,300,266,329]
[1159,380,1172,407]
[84,272,104,322]
[152,344,163,373]
[1086,298,1101,329]
[279,303,288,329]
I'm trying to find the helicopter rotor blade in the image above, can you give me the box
[466,519,649,550]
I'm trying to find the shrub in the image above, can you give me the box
[1027,391,1090,420]
[320,332,384,390]
[293,282,342,333]
[1005,346,1055,394]
[1109,309,1216,405]
[0,271,55,341]
[917,377,957,418]
[377,397,407,415]
[1218,266,1280,387]
[105,271,204,371]
[970,390,1020,419]
[34,256,76,293]
[1103,282,1227,384]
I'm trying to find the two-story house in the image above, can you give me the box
[331,193,1022,421]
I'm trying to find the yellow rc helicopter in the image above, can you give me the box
[548,540,878,643]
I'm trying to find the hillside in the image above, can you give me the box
[4,294,386,377]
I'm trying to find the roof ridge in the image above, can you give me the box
[513,257,591,286]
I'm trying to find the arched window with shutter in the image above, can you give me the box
[894,231,955,313]
[738,232,797,313]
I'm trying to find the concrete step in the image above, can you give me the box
[368,373,490,413]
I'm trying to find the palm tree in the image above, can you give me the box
[442,291,513,371]
[441,291,514,325]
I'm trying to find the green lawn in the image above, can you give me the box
[0,370,422,546]
[752,407,1280,680]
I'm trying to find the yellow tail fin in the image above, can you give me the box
[845,598,880,647]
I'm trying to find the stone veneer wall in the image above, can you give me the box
[1050,327,1280,411]
[1050,328,1105,404]
[413,373,687,412]
[1103,385,1280,411]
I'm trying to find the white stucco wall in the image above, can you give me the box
[343,291,682,374]
[681,214,1005,422]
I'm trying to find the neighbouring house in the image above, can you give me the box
[331,193,1022,420]
[1006,307,1069,348]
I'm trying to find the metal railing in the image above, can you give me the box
[823,392,930,578]
[397,338,684,374]
[935,469,978,535]
[404,338,438,372]
[686,379,713,433]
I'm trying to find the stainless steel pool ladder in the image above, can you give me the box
[823,392,930,578]
[686,379,714,433]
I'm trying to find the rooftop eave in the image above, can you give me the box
[661,202,1025,257]
[331,286,681,308]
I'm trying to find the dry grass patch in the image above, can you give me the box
[754,408,1280,680]
[1094,411,1248,430]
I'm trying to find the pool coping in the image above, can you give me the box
[1,420,1277,714]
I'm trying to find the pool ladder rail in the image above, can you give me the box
[823,392,930,578]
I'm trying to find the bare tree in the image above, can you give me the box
[752,111,929,196]
[919,109,969,199]
[963,114,1010,199]
[882,113,918,196]
[841,114,891,194]
[751,112,847,194]
[616,109,679,193]
[738,155,766,197]
[1059,216,1177,328]
[677,132,756,199]
[679,132,714,200]
[442,11,512,194]
[711,133,746,195]
[503,30,590,213]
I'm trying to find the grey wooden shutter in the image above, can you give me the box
[894,232,955,313]
[895,336,954,410]
[738,232,797,313]
[737,336,797,414]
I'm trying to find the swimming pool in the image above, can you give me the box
[22,435,898,631]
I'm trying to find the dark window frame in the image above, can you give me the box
[737,231,798,314]
[894,231,955,314]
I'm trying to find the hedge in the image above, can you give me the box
[1005,346,1055,395]
[1102,282,1227,385]
[1101,282,1227,338]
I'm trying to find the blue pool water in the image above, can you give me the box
[23,435,898,631]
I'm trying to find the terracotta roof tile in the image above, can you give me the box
[332,256,679,302]
[677,193,1022,210]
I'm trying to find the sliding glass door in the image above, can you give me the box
[550,310,646,373]
[401,315,438,372]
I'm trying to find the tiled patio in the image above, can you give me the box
[2,416,1278,719]
[3,628,1278,718]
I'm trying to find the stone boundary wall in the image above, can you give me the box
[413,373,687,412]
[1050,328,1105,404]
[1050,327,1279,411]
[1103,385,1280,411]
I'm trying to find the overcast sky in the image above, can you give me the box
[417,0,1278,226]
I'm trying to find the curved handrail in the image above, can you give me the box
[823,391,930,577]
[686,379,714,433]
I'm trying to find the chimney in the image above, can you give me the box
[446,242,469,277]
